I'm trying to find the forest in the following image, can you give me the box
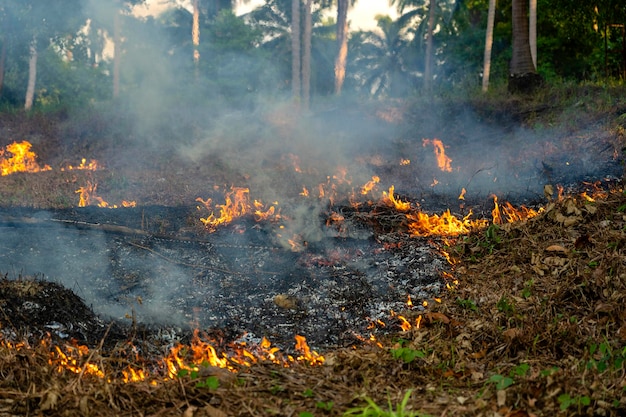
[0,0,625,114]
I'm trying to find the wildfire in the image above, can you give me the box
[406,209,487,237]
[360,175,380,195]
[382,185,411,211]
[76,181,136,208]
[423,138,453,172]
[0,141,51,175]
[61,158,101,171]
[491,195,540,225]
[197,187,279,231]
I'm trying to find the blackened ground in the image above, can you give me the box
[0,203,446,351]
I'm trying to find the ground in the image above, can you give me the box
[0,85,626,416]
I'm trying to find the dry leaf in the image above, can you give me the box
[183,406,197,417]
[545,245,567,253]
[425,312,450,324]
[199,405,228,417]
[497,389,507,407]
[39,386,60,411]
[274,294,298,310]
[502,328,523,342]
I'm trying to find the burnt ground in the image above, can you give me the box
[0,88,626,416]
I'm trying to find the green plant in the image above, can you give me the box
[456,298,478,311]
[302,388,315,398]
[195,375,220,390]
[487,374,515,390]
[587,341,626,373]
[521,280,534,298]
[316,401,334,411]
[496,296,515,315]
[390,346,426,364]
[557,393,591,411]
[343,390,431,417]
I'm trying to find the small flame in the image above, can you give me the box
[400,158,410,166]
[0,141,51,176]
[406,209,487,236]
[294,335,324,365]
[458,188,466,200]
[383,186,411,211]
[360,175,380,195]
[423,138,452,172]
[61,158,101,171]
[76,180,136,208]
[491,195,540,224]
[197,187,279,231]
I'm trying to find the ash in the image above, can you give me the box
[0,205,448,349]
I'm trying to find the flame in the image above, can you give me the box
[458,188,466,200]
[423,138,452,172]
[491,195,540,225]
[407,209,487,236]
[360,175,380,195]
[0,141,51,175]
[49,343,105,378]
[383,186,411,211]
[294,335,324,365]
[76,180,136,208]
[198,187,279,231]
[61,158,101,171]
[400,158,410,166]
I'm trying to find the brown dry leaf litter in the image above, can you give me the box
[2,188,626,416]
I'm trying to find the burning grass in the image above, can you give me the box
[2,186,626,415]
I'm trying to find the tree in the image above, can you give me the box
[482,0,496,92]
[291,0,301,102]
[302,0,313,108]
[509,0,541,93]
[348,13,418,97]
[334,0,349,95]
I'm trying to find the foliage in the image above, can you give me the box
[344,390,431,417]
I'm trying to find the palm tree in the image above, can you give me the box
[348,13,419,97]
[482,0,496,92]
[509,0,541,93]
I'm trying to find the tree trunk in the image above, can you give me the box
[334,0,348,95]
[509,0,541,93]
[113,10,121,99]
[482,0,496,92]
[0,39,6,97]
[24,37,37,111]
[424,0,435,91]
[291,0,301,103]
[192,0,200,73]
[529,0,537,69]
[302,0,312,109]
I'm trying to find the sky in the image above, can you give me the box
[136,0,398,31]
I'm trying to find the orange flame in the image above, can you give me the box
[294,335,324,365]
[197,187,279,231]
[406,209,487,236]
[61,158,101,171]
[76,181,136,208]
[383,186,411,211]
[422,138,452,172]
[360,175,380,195]
[0,141,51,175]
[491,195,540,225]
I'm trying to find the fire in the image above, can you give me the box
[197,187,279,231]
[491,195,540,225]
[383,185,411,211]
[406,209,487,237]
[76,180,136,208]
[61,158,101,171]
[294,334,324,365]
[0,141,51,175]
[49,343,105,379]
[423,138,452,172]
[360,175,380,195]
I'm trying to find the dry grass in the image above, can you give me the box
[1,188,626,416]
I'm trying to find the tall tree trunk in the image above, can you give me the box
[509,0,540,93]
[482,0,496,92]
[334,0,349,95]
[113,10,121,99]
[291,0,301,103]
[302,0,312,109]
[424,0,435,91]
[529,0,537,69]
[0,39,6,97]
[24,37,37,111]
[192,0,200,75]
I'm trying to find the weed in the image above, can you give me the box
[390,346,426,364]
[456,298,478,311]
[557,393,591,411]
[302,388,315,398]
[496,296,515,315]
[521,279,533,298]
[343,390,431,417]
[487,374,515,390]
[587,341,626,373]
[316,401,334,411]
[195,375,220,390]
